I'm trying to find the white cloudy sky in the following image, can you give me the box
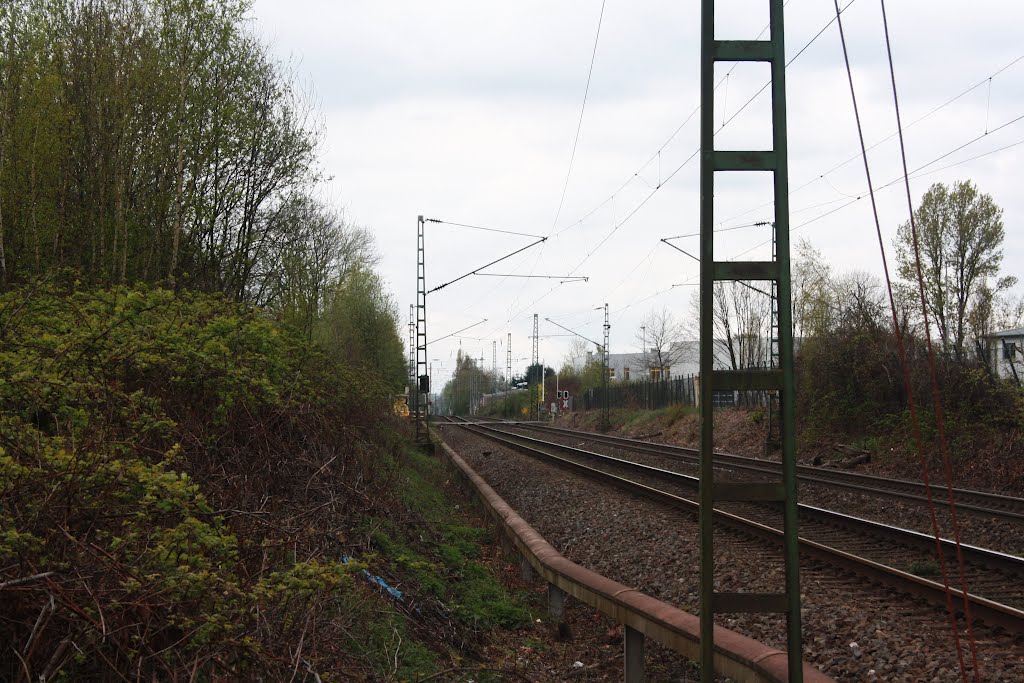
[250,0,1023,384]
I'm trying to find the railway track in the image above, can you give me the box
[496,419,1024,524]
[440,416,1024,634]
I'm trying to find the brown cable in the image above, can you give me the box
[878,0,982,678]
[831,1,971,678]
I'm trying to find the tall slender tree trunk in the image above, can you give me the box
[0,132,7,286]
[116,167,126,282]
[169,72,186,279]
[29,123,39,272]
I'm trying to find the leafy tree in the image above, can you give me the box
[0,0,410,389]
[317,267,406,390]
[441,351,493,415]
[0,0,320,299]
[793,238,834,339]
[895,180,1014,363]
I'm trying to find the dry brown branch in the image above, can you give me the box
[0,572,57,591]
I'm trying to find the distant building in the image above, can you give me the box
[587,340,740,383]
[577,335,806,385]
[984,328,1024,382]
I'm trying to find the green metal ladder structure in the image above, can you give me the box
[415,215,430,447]
[698,1,801,681]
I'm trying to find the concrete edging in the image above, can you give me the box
[436,437,834,683]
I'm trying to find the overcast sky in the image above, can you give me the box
[250,0,1023,385]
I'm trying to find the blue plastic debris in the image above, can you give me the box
[342,556,404,602]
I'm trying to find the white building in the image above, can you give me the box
[589,336,804,382]
[588,340,737,383]
[984,328,1024,382]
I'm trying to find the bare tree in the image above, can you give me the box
[689,283,770,370]
[833,270,886,332]
[636,307,691,378]
[560,337,590,374]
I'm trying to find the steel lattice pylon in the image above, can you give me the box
[506,332,512,415]
[698,2,802,681]
[408,304,415,396]
[531,314,539,420]
[415,216,429,446]
[602,303,610,429]
[767,221,782,451]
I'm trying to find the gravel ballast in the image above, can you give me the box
[437,424,1024,682]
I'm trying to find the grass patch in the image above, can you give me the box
[659,402,696,425]
[367,450,532,634]
[592,403,696,435]
[353,611,439,680]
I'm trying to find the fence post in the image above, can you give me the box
[520,555,534,582]
[624,625,645,682]
[548,583,566,620]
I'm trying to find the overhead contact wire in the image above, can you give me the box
[505,1,857,326]
[717,53,1024,229]
[549,0,607,234]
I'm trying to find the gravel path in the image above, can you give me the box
[437,424,1024,682]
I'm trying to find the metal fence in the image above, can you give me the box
[581,374,767,412]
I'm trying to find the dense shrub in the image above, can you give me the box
[796,320,1024,467]
[0,282,406,679]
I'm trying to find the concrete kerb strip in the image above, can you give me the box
[436,437,834,683]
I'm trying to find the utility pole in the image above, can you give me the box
[479,353,485,415]
[767,221,781,452]
[492,340,498,394]
[415,216,430,448]
[456,361,462,416]
[698,3,801,680]
[641,322,648,410]
[408,304,415,396]
[531,314,540,420]
[506,332,512,417]
[602,303,610,430]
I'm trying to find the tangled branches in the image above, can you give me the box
[0,283,408,680]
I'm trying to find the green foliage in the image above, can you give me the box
[367,451,532,633]
[479,388,531,419]
[0,0,320,298]
[662,402,695,424]
[316,267,407,391]
[894,180,1011,362]
[0,0,408,392]
[796,308,1024,461]
[441,350,497,416]
[556,356,606,398]
[359,615,439,679]
[0,282,406,680]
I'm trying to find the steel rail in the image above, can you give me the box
[435,433,835,682]
[476,423,1024,574]
[441,420,1024,634]
[508,421,1024,524]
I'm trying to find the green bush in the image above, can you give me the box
[0,282,402,680]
